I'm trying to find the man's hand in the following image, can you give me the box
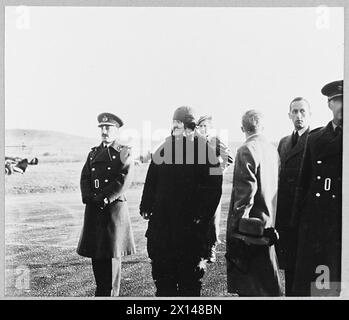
[93,194,109,210]
[263,227,279,246]
[141,211,152,220]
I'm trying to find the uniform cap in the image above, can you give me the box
[197,115,213,126]
[97,112,124,127]
[321,80,343,101]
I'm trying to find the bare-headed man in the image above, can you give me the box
[275,97,311,296]
[226,110,282,296]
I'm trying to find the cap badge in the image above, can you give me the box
[102,116,108,122]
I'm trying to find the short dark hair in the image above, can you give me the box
[242,109,263,134]
[289,97,310,111]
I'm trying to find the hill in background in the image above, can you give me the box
[5,128,244,162]
[5,129,98,161]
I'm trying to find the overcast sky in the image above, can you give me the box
[5,6,344,144]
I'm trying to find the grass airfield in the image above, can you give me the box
[5,162,238,297]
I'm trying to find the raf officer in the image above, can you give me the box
[77,112,136,297]
[292,80,343,296]
[275,97,311,296]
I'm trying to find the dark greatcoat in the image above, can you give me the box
[140,134,223,261]
[292,121,342,296]
[77,141,136,259]
[275,128,309,271]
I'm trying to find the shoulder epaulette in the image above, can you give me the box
[89,146,99,158]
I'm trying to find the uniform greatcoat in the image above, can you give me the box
[226,134,282,296]
[292,121,342,296]
[77,141,136,259]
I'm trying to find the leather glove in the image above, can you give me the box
[93,194,108,210]
[140,211,152,220]
[263,227,279,246]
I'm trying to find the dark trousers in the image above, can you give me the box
[282,229,298,297]
[151,255,205,297]
[284,267,296,296]
[92,258,112,297]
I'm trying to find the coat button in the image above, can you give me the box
[107,167,111,170]
[332,195,336,199]
[316,176,321,180]
[105,179,109,183]
[317,160,322,164]
[112,156,116,159]
[316,193,320,197]
[92,168,96,171]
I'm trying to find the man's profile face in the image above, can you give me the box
[100,125,119,143]
[172,120,185,136]
[198,119,212,136]
[288,100,311,131]
[328,97,343,126]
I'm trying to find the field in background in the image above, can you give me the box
[5,126,283,297]
[5,162,240,297]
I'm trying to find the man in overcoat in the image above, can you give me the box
[77,112,136,297]
[275,97,311,296]
[225,110,282,296]
[140,106,222,296]
[292,80,343,296]
[197,115,233,263]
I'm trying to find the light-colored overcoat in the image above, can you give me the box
[226,134,282,296]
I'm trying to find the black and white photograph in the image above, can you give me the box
[2,1,347,300]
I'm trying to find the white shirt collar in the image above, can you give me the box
[294,126,309,136]
[103,142,113,148]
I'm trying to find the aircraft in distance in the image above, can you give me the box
[5,156,38,175]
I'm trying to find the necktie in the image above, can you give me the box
[334,126,342,137]
[292,131,299,147]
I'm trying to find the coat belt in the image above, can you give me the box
[324,178,331,191]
